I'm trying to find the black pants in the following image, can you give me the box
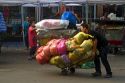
[0,32,3,53]
[29,46,37,56]
[94,46,112,74]
[24,35,29,49]
[0,40,1,53]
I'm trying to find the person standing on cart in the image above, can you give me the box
[28,20,37,60]
[80,23,112,78]
[61,9,79,30]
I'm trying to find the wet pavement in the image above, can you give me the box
[0,43,125,83]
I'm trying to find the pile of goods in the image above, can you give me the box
[35,19,69,30]
[35,19,77,46]
[36,32,98,69]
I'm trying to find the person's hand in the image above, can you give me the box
[71,45,80,49]
[91,51,96,57]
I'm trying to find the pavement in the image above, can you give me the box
[0,43,125,83]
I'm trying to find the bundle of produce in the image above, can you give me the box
[36,38,68,65]
[37,30,60,39]
[57,39,67,55]
[50,39,62,56]
[35,19,69,30]
[36,32,97,68]
[80,39,93,52]
[50,56,65,68]
[67,39,95,65]
[68,52,82,64]
[43,46,51,58]
[36,39,55,64]
[49,38,95,67]
[36,29,77,46]
[65,38,78,51]
[36,51,50,64]
[73,32,93,44]
[77,50,99,65]
[50,54,70,68]
[36,46,44,54]
[65,31,94,51]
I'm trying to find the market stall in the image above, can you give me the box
[88,0,125,53]
[38,0,88,22]
[21,2,40,45]
[94,19,125,53]
[0,0,22,35]
[0,12,7,53]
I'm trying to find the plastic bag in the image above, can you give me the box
[81,61,95,69]
[35,19,69,29]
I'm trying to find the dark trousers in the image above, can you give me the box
[67,23,77,30]
[0,32,3,53]
[94,46,112,74]
[24,35,29,49]
[29,46,37,56]
[0,39,1,53]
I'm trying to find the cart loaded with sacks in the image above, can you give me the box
[35,19,98,75]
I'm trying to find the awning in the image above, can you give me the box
[88,0,125,4]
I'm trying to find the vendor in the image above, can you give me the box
[80,23,112,78]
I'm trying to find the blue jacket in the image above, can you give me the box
[0,12,7,32]
[61,11,78,25]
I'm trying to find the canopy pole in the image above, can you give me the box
[21,5,25,47]
[93,3,97,30]
[85,3,88,23]
[41,3,43,20]
[94,4,96,20]
[82,3,84,21]
[35,7,38,22]
[39,4,41,21]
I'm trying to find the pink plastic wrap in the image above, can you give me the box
[57,39,67,55]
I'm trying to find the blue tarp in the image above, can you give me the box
[0,12,7,33]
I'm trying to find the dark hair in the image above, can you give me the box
[81,23,89,29]
[29,20,35,26]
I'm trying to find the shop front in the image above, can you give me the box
[0,6,21,35]
[88,0,125,53]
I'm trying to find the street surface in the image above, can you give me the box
[0,45,125,83]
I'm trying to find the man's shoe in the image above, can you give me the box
[104,74,112,78]
[92,72,101,77]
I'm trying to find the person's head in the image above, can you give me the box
[30,20,36,28]
[26,17,30,22]
[80,23,89,34]
[60,4,66,12]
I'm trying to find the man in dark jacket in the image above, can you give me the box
[80,23,112,78]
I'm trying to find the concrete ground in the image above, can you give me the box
[0,44,125,83]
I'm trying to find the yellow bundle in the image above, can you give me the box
[73,32,93,44]
[80,39,93,52]
[50,56,65,68]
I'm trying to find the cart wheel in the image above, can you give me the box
[69,67,75,74]
[61,68,68,75]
